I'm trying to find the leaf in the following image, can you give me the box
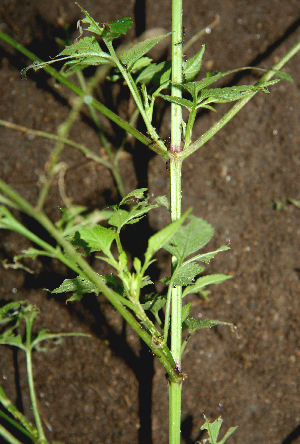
[157,93,193,111]
[271,70,293,83]
[102,17,133,41]
[51,276,100,296]
[109,207,154,230]
[182,302,192,323]
[172,262,205,286]
[136,60,171,85]
[76,226,116,256]
[182,274,232,297]
[108,190,165,231]
[145,208,192,261]
[141,294,167,313]
[130,57,152,72]
[119,188,148,206]
[182,317,233,333]
[182,44,205,82]
[182,72,229,99]
[189,245,230,264]
[198,80,279,107]
[163,215,214,263]
[200,416,237,444]
[51,274,123,301]
[0,301,27,325]
[121,33,171,70]
[76,3,104,36]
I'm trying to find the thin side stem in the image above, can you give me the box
[25,319,47,443]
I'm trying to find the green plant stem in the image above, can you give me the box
[0,385,38,440]
[0,424,23,444]
[181,37,300,160]
[169,0,183,443]
[25,319,47,444]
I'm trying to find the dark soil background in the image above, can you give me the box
[1,1,300,443]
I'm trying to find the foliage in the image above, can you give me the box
[0,2,299,443]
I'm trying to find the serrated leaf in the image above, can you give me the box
[102,17,133,41]
[187,245,230,264]
[157,93,193,111]
[51,274,123,300]
[119,188,148,206]
[182,317,233,333]
[153,195,169,210]
[182,302,192,323]
[182,72,228,99]
[198,80,279,107]
[200,416,237,444]
[76,226,116,256]
[163,215,214,263]
[136,60,171,85]
[131,57,152,72]
[141,294,167,312]
[121,33,170,70]
[182,274,232,297]
[108,207,155,230]
[76,3,104,36]
[172,262,205,286]
[145,208,192,261]
[182,44,205,82]
[0,333,24,348]
[51,276,100,296]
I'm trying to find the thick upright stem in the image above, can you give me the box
[169,0,183,443]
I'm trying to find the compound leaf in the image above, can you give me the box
[121,33,170,71]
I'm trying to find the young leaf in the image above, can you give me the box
[200,416,237,444]
[108,206,156,230]
[172,262,205,286]
[182,44,205,82]
[145,208,192,261]
[182,317,233,333]
[136,60,171,85]
[120,33,171,71]
[51,274,123,302]
[58,36,112,65]
[102,17,133,41]
[182,302,192,323]
[76,226,116,256]
[182,274,232,298]
[76,3,104,36]
[163,215,214,263]
[51,276,100,296]
[157,93,193,111]
[187,245,230,264]
[198,80,279,106]
[119,188,148,206]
